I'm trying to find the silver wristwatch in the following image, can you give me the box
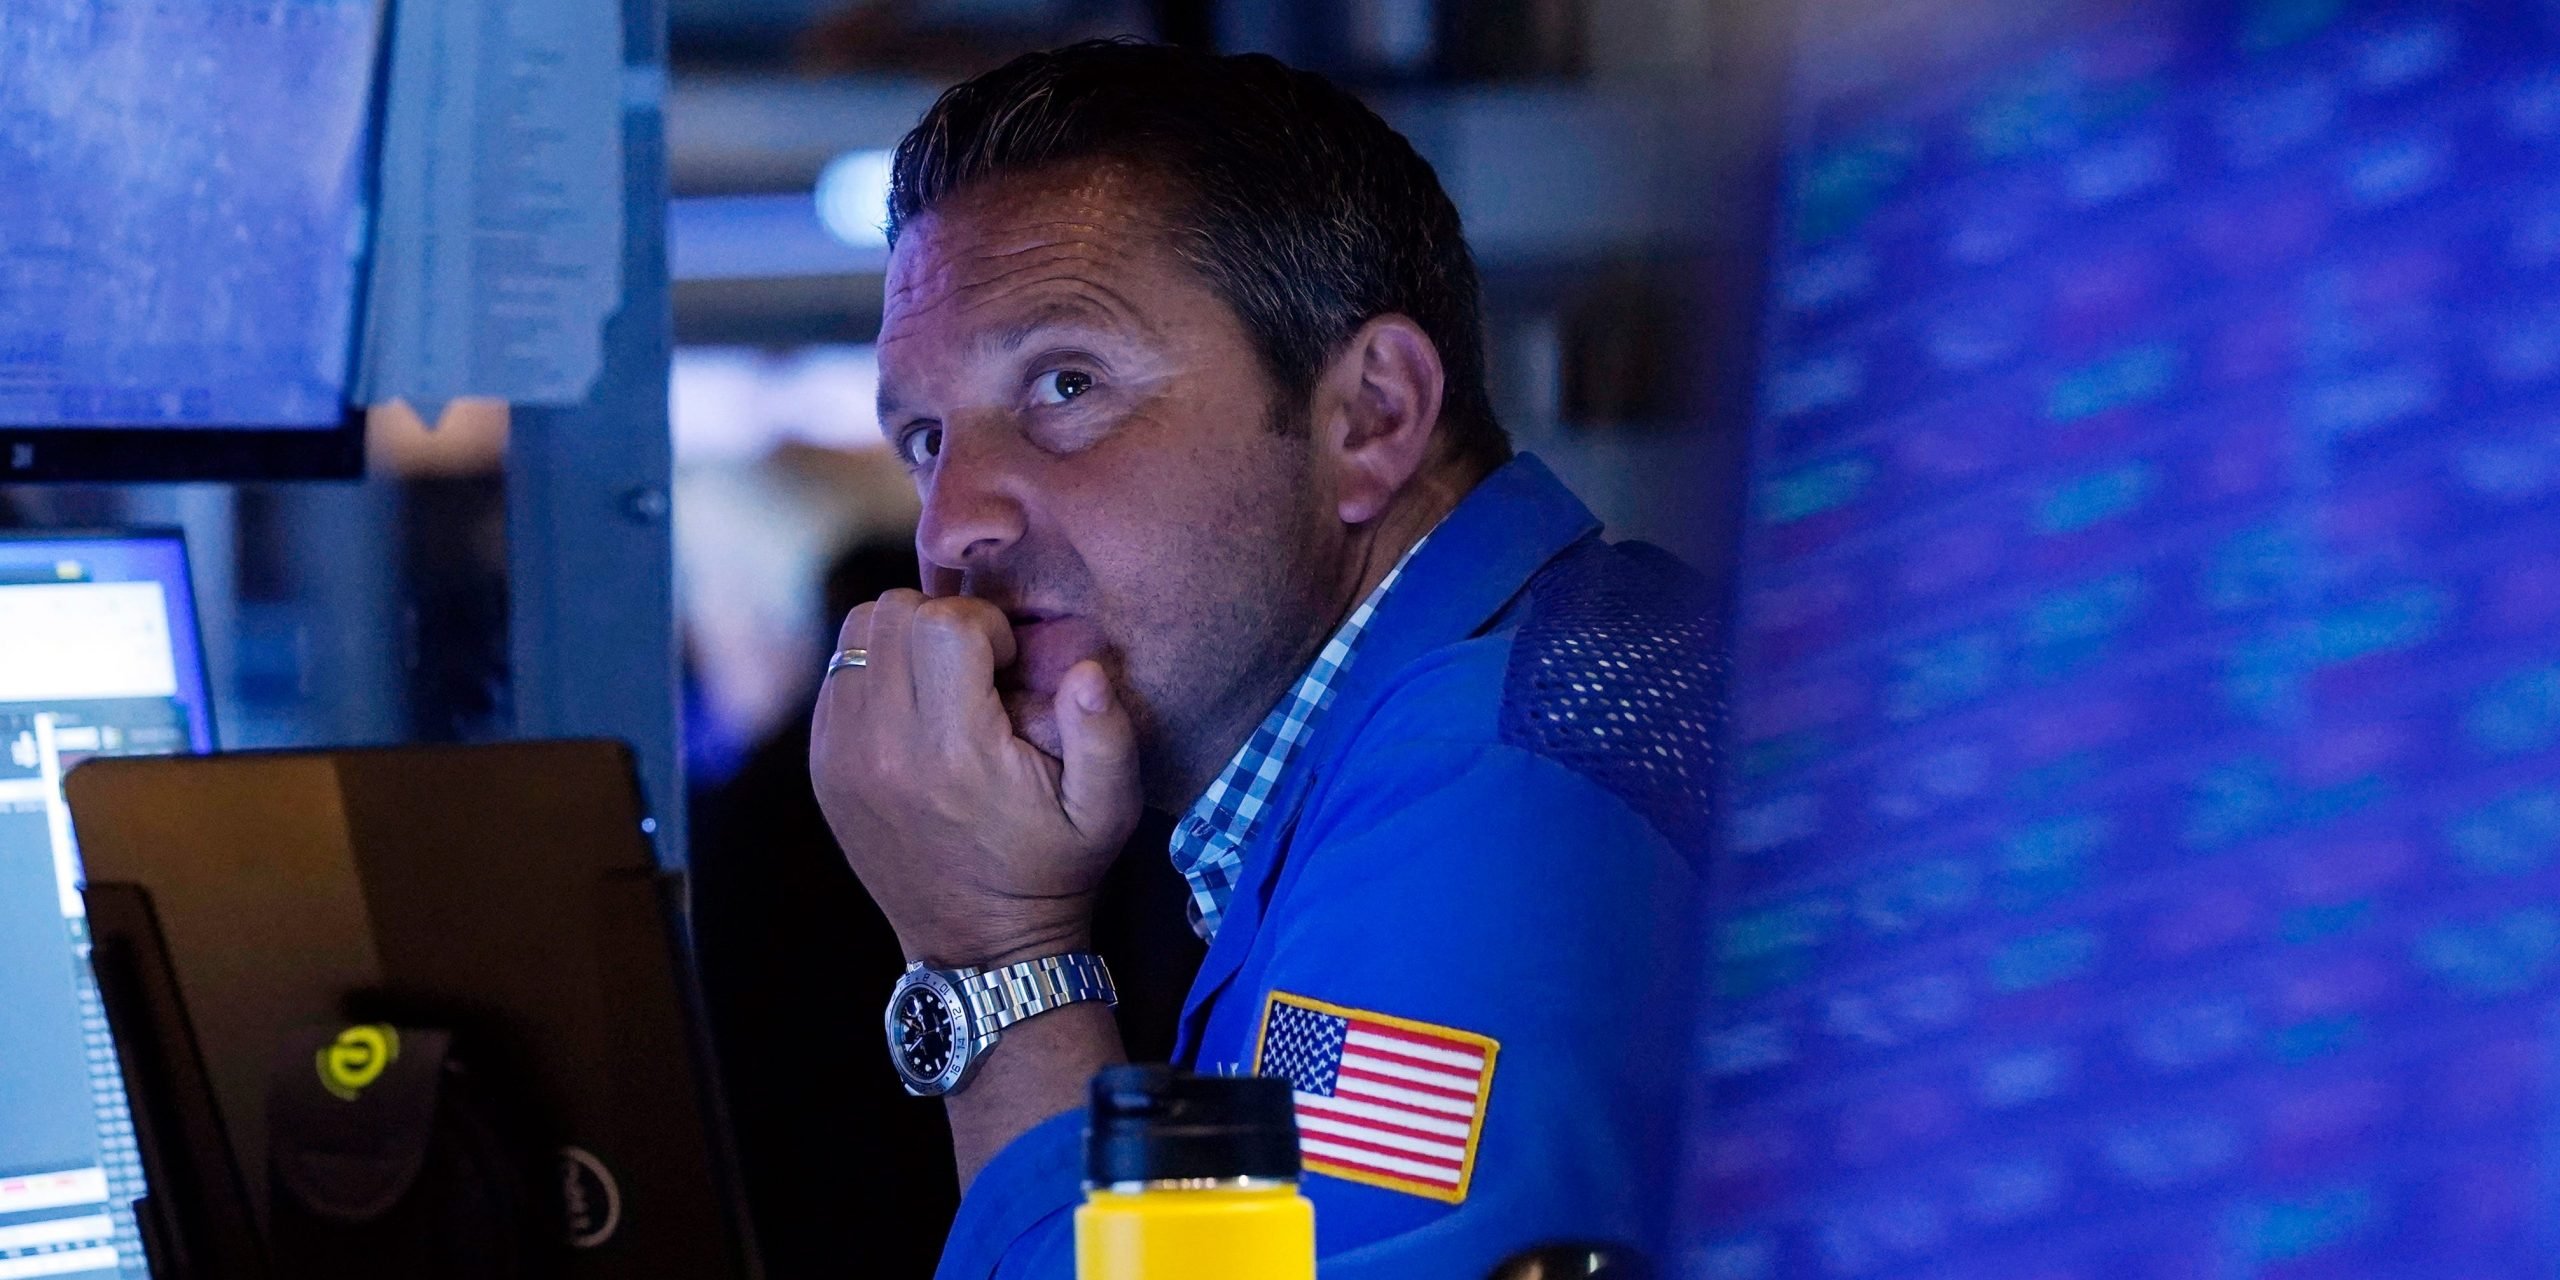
[884,951,1117,1096]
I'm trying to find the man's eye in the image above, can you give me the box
[897,425,942,467]
[1032,369,1095,406]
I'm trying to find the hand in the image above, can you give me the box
[810,589,1142,966]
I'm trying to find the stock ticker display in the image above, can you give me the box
[1690,1,2560,1276]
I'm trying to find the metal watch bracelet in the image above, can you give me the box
[959,950,1118,1047]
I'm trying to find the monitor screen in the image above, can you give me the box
[1693,1,2560,1275]
[0,532,212,1280]
[0,0,382,480]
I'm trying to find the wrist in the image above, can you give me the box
[884,934,1116,1101]
[903,914,1093,970]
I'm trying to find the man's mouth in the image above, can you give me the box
[999,610,1108,695]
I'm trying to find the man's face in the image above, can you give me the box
[874,164,1337,797]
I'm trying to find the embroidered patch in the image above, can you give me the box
[1253,990,1499,1204]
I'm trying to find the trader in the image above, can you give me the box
[810,39,1721,1278]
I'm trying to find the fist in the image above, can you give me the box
[809,590,1142,965]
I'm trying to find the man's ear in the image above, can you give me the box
[1315,314,1446,526]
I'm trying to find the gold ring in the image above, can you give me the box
[826,648,869,677]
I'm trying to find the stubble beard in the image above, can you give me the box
[999,421,1330,810]
[999,602,1303,815]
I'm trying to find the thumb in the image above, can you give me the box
[1054,660,1140,845]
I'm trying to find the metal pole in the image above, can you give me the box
[507,0,682,862]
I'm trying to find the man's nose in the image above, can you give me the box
[915,423,1027,574]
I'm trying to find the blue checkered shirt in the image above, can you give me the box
[1168,534,1431,942]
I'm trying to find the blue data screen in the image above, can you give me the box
[1692,2,2560,1276]
[0,1,379,429]
[0,533,212,1279]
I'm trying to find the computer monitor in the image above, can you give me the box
[0,531,212,1280]
[0,2,381,481]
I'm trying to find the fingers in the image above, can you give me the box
[822,591,1018,755]
[820,589,1131,863]
[908,595,1015,696]
[1053,659,1141,845]
[860,589,923,714]
[831,595,874,655]
[910,596,1016,742]
[817,590,921,744]
[813,598,876,736]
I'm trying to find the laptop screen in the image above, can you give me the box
[0,531,212,1280]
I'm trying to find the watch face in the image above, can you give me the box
[886,970,971,1094]
[893,986,954,1078]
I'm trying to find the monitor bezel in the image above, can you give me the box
[0,424,365,483]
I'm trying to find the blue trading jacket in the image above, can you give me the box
[932,455,1724,1279]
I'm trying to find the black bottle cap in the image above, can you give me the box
[1084,1065,1301,1186]
[1484,1244,1655,1280]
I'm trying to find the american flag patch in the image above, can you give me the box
[1253,990,1498,1203]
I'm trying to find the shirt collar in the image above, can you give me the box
[1165,529,1435,941]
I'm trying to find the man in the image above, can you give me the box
[811,39,1720,1278]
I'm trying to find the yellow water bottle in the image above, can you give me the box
[1075,1065,1314,1280]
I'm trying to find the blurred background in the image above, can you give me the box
[1685,1,2560,1276]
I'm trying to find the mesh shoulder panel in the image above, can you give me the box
[1497,537,1728,860]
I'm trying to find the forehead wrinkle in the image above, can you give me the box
[985,296,1139,353]
[935,239,1144,316]
[883,215,1122,307]
[899,243,1162,347]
